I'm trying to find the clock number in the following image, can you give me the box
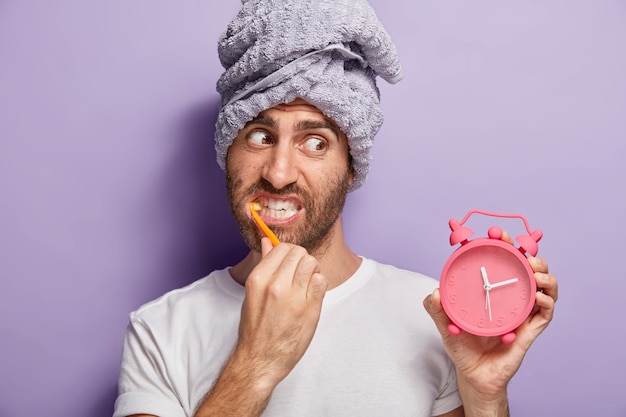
[520,288,528,300]
[447,274,456,286]
[496,317,505,327]
[449,293,457,304]
[510,306,519,317]
[460,308,469,318]
[478,317,486,328]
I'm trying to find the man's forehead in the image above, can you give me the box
[252,98,343,134]
[252,108,342,141]
[269,98,324,114]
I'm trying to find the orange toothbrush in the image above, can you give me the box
[249,202,280,246]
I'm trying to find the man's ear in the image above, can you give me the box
[347,154,355,185]
[224,142,235,170]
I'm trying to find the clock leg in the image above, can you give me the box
[447,323,462,336]
[500,331,516,344]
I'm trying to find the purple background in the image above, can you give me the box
[1,1,624,416]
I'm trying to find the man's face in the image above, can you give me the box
[225,99,353,254]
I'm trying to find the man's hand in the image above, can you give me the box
[236,237,328,388]
[424,231,558,415]
[195,237,327,417]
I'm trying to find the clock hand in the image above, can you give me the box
[480,266,493,321]
[480,266,491,288]
[490,278,519,289]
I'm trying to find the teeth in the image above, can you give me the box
[258,198,299,219]
[266,199,296,211]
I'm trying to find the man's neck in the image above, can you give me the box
[229,220,361,289]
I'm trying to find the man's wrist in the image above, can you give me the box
[194,349,278,417]
[457,378,510,417]
[461,399,509,417]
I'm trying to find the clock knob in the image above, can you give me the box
[449,218,474,246]
[515,229,543,256]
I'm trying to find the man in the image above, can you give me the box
[113,1,558,416]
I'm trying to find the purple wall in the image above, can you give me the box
[1,1,624,416]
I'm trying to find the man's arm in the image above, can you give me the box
[425,233,558,417]
[192,348,274,417]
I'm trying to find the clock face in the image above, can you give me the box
[440,239,536,337]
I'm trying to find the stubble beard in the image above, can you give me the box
[226,169,350,256]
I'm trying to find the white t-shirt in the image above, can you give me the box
[114,258,462,417]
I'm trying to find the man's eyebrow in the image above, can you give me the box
[295,119,340,137]
[244,114,341,138]
[245,114,278,129]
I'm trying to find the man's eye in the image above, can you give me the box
[248,130,272,145]
[303,137,327,152]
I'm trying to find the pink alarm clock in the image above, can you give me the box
[439,209,542,344]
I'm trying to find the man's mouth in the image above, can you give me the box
[253,196,302,221]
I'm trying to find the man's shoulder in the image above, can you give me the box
[129,268,236,323]
[352,258,440,303]
[368,258,439,288]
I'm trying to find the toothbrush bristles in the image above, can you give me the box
[249,202,280,246]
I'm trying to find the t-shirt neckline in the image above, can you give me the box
[216,257,374,305]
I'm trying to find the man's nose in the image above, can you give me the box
[261,143,300,189]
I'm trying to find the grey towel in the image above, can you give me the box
[215,0,402,191]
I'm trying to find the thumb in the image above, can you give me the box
[423,288,454,335]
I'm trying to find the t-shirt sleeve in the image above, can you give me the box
[113,315,187,417]
[431,360,463,416]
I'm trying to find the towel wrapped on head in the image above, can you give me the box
[215,0,402,191]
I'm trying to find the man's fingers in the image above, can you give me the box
[307,273,328,303]
[528,256,558,303]
[256,242,325,303]
[292,253,320,292]
[287,250,326,303]
[535,271,558,302]
[261,237,274,257]
[247,243,301,293]
[500,230,514,245]
[527,256,548,274]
